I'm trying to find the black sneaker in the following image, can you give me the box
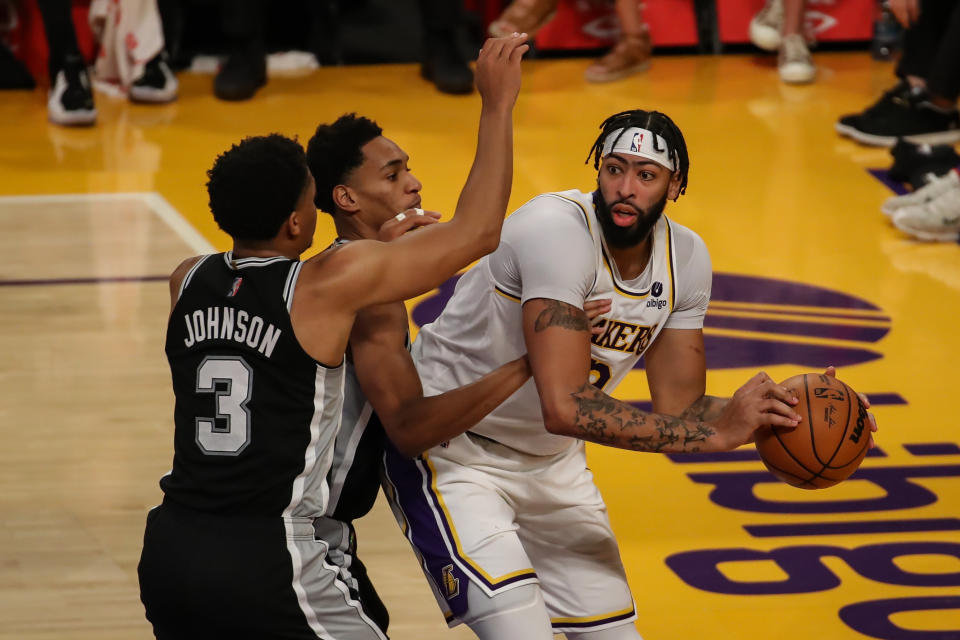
[421,34,474,95]
[130,52,178,103]
[47,54,96,126]
[835,84,960,147]
[888,139,960,184]
[214,51,267,101]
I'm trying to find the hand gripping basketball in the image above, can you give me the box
[714,371,802,451]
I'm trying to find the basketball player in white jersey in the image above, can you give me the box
[302,111,612,636]
[383,109,878,639]
[137,34,530,640]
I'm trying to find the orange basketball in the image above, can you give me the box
[755,373,871,489]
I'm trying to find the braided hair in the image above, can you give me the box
[585,110,689,197]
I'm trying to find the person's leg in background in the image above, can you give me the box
[37,0,95,125]
[214,0,266,101]
[487,0,558,39]
[418,0,473,94]
[584,0,651,83]
[777,0,815,84]
[835,0,960,146]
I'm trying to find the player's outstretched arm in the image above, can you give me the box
[314,33,530,312]
[522,298,802,453]
[349,302,531,458]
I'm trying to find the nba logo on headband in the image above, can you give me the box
[602,127,675,171]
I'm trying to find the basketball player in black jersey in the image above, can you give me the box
[137,34,530,640]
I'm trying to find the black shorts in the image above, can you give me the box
[138,501,388,640]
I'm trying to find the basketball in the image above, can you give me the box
[755,373,871,489]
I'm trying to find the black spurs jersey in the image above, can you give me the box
[160,252,345,517]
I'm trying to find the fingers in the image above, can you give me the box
[479,33,529,62]
[857,391,871,410]
[822,365,836,378]
[378,208,441,241]
[583,298,611,321]
[739,370,771,393]
[763,381,799,406]
[760,397,802,424]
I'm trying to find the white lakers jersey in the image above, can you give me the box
[413,189,712,456]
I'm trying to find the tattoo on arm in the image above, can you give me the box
[569,383,716,453]
[679,395,728,422]
[534,300,589,332]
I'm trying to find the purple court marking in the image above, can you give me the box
[0,275,168,287]
[708,302,891,323]
[904,442,960,456]
[704,314,890,342]
[665,447,888,464]
[710,274,881,310]
[868,168,911,196]
[744,518,960,537]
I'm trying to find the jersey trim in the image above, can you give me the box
[284,262,303,312]
[494,285,521,303]
[177,254,210,299]
[550,604,637,632]
[667,219,676,311]
[282,365,334,638]
[223,251,292,269]
[599,217,676,304]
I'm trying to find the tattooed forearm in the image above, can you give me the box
[533,300,590,333]
[568,384,717,452]
[679,394,728,422]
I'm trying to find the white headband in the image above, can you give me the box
[601,127,675,171]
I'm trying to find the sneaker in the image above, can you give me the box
[214,51,267,101]
[882,169,960,218]
[835,85,960,147]
[892,171,960,241]
[47,54,96,126]
[130,52,178,103]
[421,34,474,95]
[584,27,652,83]
[888,139,960,183]
[778,33,814,84]
[749,0,784,51]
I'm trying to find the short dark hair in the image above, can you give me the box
[586,110,690,197]
[306,113,383,215]
[206,134,309,241]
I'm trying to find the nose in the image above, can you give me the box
[616,174,640,201]
[407,173,422,194]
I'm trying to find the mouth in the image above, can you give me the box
[610,203,639,227]
[410,197,422,209]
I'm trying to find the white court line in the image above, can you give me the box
[0,192,216,254]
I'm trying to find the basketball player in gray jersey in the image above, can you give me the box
[383,110,879,639]
[304,112,612,635]
[137,34,530,640]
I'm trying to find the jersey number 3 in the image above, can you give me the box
[590,358,612,391]
[195,356,253,455]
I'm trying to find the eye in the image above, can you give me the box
[607,165,621,175]
[640,171,655,180]
[386,173,397,181]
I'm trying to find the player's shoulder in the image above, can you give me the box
[665,218,712,280]
[507,189,594,233]
[666,217,709,256]
[168,255,207,295]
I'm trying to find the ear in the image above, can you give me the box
[333,184,360,215]
[282,209,302,240]
[667,171,682,201]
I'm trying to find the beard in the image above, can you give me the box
[592,188,667,249]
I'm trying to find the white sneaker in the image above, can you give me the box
[892,172,960,241]
[881,170,960,218]
[129,54,178,103]
[47,56,97,126]
[778,34,815,84]
[750,0,784,51]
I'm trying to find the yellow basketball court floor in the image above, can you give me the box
[1,51,957,639]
